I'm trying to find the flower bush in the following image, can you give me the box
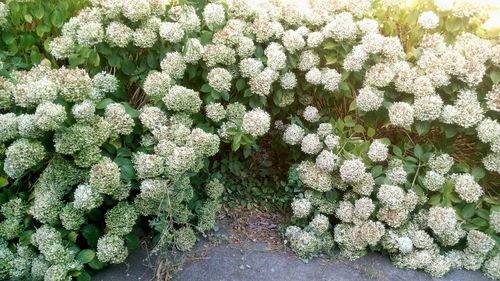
[0,0,87,71]
[0,65,226,280]
[0,0,499,280]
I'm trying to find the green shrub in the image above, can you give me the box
[0,0,88,72]
[0,0,499,280]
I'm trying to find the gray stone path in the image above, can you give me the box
[94,239,490,281]
[93,244,159,281]
[171,241,489,281]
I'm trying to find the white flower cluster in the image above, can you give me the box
[281,101,497,276]
[291,198,312,218]
[377,185,418,228]
[356,87,384,112]
[283,124,305,145]
[0,66,162,280]
[368,140,389,162]
[0,2,8,28]
[386,159,407,185]
[6,0,498,279]
[418,11,439,30]
[427,207,466,246]
[429,153,454,174]
[451,173,483,203]
[207,68,232,92]
[339,159,366,184]
[241,108,271,137]
[342,14,497,171]
[422,170,445,191]
[301,134,322,155]
[136,93,223,234]
[205,103,226,122]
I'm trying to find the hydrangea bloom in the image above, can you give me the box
[418,11,439,29]
[241,108,271,137]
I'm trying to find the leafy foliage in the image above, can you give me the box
[0,0,88,72]
[0,0,499,280]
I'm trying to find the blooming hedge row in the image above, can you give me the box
[0,0,499,280]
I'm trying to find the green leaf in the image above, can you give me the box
[471,167,485,181]
[225,126,238,135]
[108,54,121,67]
[322,40,336,50]
[449,193,462,203]
[30,50,41,64]
[0,177,8,188]
[415,122,430,136]
[490,70,500,84]
[336,119,345,131]
[117,148,132,158]
[76,272,91,281]
[325,54,336,65]
[146,52,157,68]
[81,225,100,248]
[24,14,33,23]
[243,88,252,97]
[378,138,391,145]
[51,10,64,28]
[338,82,351,96]
[88,258,105,270]
[348,100,357,112]
[231,133,242,151]
[273,89,283,106]
[243,146,252,158]
[325,190,338,202]
[95,98,114,109]
[2,33,15,45]
[115,157,135,181]
[393,146,403,157]
[462,204,475,219]
[353,124,365,133]
[367,127,375,138]
[125,233,140,251]
[254,45,264,58]
[428,194,442,206]
[68,54,85,66]
[414,144,423,159]
[220,91,230,101]
[67,231,78,243]
[122,59,135,75]
[236,78,246,91]
[343,115,355,127]
[471,217,488,227]
[371,165,383,177]
[462,223,479,231]
[454,163,470,173]
[200,83,212,93]
[121,102,140,118]
[35,24,51,37]
[19,230,35,245]
[76,249,95,264]
[477,209,490,220]
[31,4,45,19]
[405,156,418,163]
[444,126,457,138]
[200,31,213,44]
[89,50,100,67]
[102,143,116,154]
[445,17,462,33]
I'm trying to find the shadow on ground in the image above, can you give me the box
[171,240,489,281]
[92,243,159,281]
[94,208,491,281]
[94,239,490,281]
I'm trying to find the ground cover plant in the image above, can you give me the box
[0,0,499,280]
